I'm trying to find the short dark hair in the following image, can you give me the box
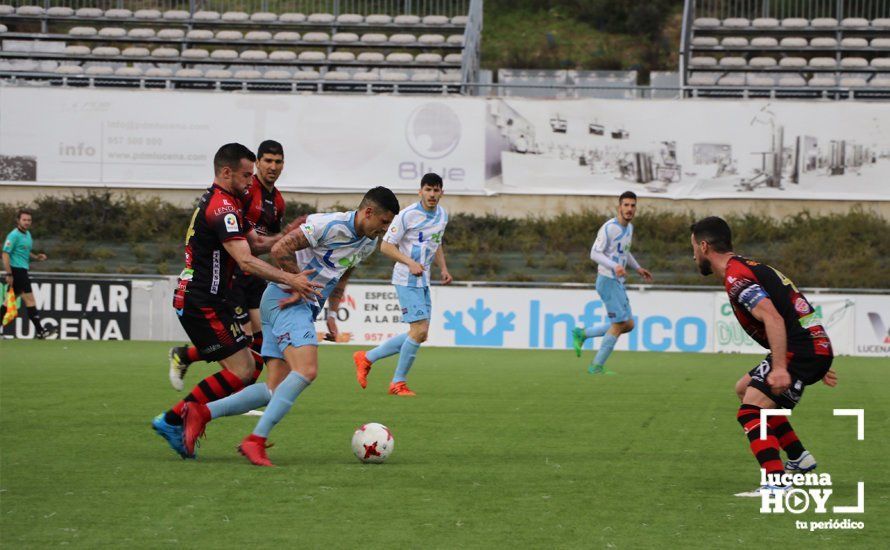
[214,143,256,174]
[690,216,734,253]
[257,140,284,160]
[619,191,637,203]
[420,172,443,189]
[16,208,32,220]
[359,186,400,215]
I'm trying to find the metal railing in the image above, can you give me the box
[693,0,890,20]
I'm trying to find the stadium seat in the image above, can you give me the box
[779,57,807,68]
[809,57,837,68]
[390,33,417,44]
[750,37,778,47]
[47,7,74,16]
[872,38,890,48]
[98,27,127,38]
[64,45,91,55]
[451,16,468,25]
[250,12,277,23]
[870,76,890,86]
[808,75,837,86]
[157,29,185,39]
[870,58,890,68]
[76,7,103,18]
[777,75,806,86]
[688,73,718,85]
[721,37,748,47]
[324,71,351,80]
[186,29,214,40]
[446,34,465,45]
[210,49,239,60]
[85,65,114,76]
[216,31,243,40]
[357,52,385,62]
[105,9,132,19]
[416,53,443,63]
[779,37,807,47]
[747,74,775,86]
[693,18,720,28]
[0,24,6,33]
[423,15,450,25]
[840,76,867,87]
[308,13,335,23]
[269,50,297,61]
[122,47,149,57]
[176,68,204,78]
[749,57,778,68]
[193,11,220,21]
[337,13,363,24]
[0,5,15,16]
[279,13,306,23]
[810,37,837,47]
[841,37,868,47]
[222,11,249,22]
[303,32,330,43]
[182,49,210,59]
[781,18,808,28]
[163,10,189,21]
[132,9,158,19]
[444,53,462,63]
[115,67,142,76]
[333,32,359,43]
[128,28,155,38]
[298,51,325,61]
[840,57,868,68]
[328,52,356,62]
[361,33,388,44]
[690,56,717,67]
[381,70,409,81]
[16,5,44,15]
[151,47,179,58]
[411,70,440,82]
[692,37,718,47]
[718,56,746,67]
[722,18,749,28]
[56,65,85,75]
[394,15,421,25]
[273,31,301,42]
[717,74,745,86]
[811,17,838,28]
[365,14,392,24]
[234,69,262,79]
[69,27,98,37]
[840,18,869,28]
[92,47,121,57]
[354,71,380,81]
[419,34,446,44]
[752,18,779,28]
[441,71,462,82]
[873,18,890,30]
[386,52,414,63]
[293,70,320,80]
[144,67,173,77]
[264,69,291,79]
[245,31,273,41]
[205,69,233,79]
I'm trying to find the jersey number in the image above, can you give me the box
[184,207,200,245]
[771,268,799,292]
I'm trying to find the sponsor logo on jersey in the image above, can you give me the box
[795,297,811,315]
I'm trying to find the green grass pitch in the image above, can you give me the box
[1,340,887,548]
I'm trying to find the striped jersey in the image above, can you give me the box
[384,202,448,288]
[591,217,634,281]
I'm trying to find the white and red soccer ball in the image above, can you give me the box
[351,423,394,463]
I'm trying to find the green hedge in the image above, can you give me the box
[1,192,887,288]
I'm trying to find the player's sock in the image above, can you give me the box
[737,404,784,476]
[165,368,245,425]
[367,333,408,363]
[252,371,311,438]
[184,346,202,363]
[392,337,420,383]
[249,349,264,384]
[584,322,610,339]
[207,382,272,419]
[593,333,618,367]
[768,415,805,461]
[26,306,43,334]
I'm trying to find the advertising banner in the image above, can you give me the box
[853,294,890,357]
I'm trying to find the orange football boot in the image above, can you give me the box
[389,381,416,396]
[237,434,274,467]
[354,351,372,389]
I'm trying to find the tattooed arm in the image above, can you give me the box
[270,228,311,274]
[323,268,353,342]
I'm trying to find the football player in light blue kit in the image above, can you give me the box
[181,187,400,466]
[573,191,652,374]
[354,173,452,396]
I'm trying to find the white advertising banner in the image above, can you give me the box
[490,98,890,201]
[0,87,487,193]
[853,294,890,357]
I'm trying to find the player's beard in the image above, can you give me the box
[697,257,713,276]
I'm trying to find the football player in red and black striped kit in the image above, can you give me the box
[690,217,838,497]
[152,143,321,458]
[168,140,306,390]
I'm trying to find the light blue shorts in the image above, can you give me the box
[596,276,632,323]
[396,284,431,323]
[259,284,319,359]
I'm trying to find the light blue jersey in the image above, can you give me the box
[384,202,448,288]
[590,217,635,282]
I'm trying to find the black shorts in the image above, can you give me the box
[175,292,249,362]
[748,353,833,409]
[9,267,32,294]
[228,272,266,324]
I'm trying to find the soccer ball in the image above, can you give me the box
[351,423,394,464]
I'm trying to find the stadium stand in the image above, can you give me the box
[682,0,890,98]
[0,0,479,93]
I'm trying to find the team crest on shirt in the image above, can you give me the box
[302,223,314,235]
[794,297,810,315]
[224,213,239,232]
